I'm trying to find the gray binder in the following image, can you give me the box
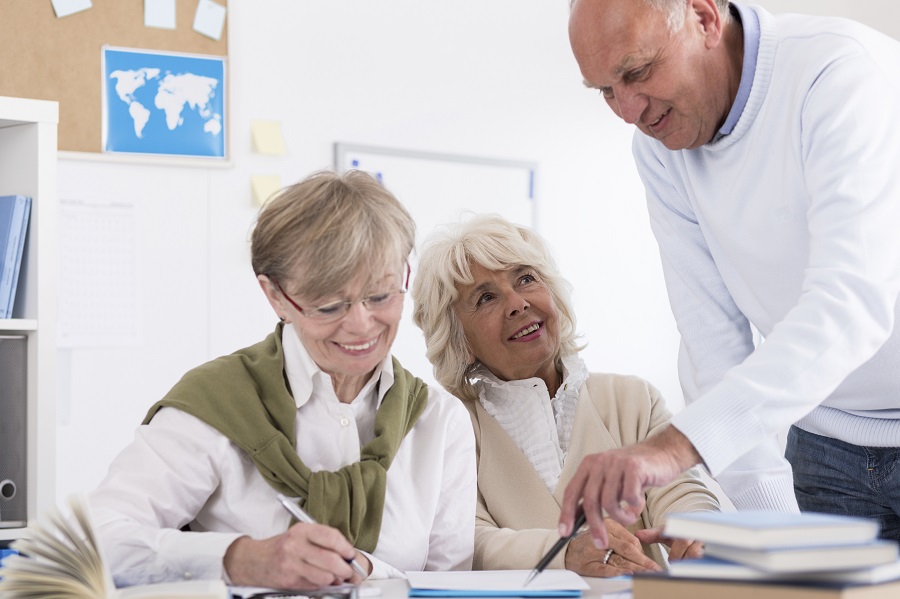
[0,335,27,527]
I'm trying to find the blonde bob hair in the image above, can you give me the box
[251,170,415,301]
[412,214,582,401]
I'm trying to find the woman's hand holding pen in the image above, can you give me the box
[564,518,662,577]
[223,524,371,589]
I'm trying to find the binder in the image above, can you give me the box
[0,195,32,319]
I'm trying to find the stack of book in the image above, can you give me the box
[633,511,900,599]
[0,194,32,319]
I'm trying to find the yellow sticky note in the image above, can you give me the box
[251,175,282,206]
[251,120,287,155]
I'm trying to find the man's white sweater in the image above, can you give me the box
[633,4,900,510]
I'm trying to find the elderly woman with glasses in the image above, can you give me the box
[88,171,476,589]
[411,214,718,577]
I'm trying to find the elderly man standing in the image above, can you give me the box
[562,0,900,547]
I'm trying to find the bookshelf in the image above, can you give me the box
[0,96,57,542]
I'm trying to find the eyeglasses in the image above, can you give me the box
[271,264,410,323]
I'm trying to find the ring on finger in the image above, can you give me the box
[602,548,614,565]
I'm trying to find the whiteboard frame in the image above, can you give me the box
[334,142,537,219]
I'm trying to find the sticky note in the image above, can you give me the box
[193,0,227,41]
[145,0,176,30]
[251,175,283,207]
[50,0,92,18]
[251,120,287,156]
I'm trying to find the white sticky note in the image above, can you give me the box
[251,120,287,156]
[144,0,176,30]
[251,175,283,207]
[193,0,227,41]
[50,0,92,18]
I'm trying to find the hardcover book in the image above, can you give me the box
[703,540,898,573]
[633,573,900,599]
[662,510,880,550]
[0,195,31,319]
[669,556,900,585]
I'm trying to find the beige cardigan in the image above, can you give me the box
[467,372,720,570]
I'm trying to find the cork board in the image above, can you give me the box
[0,0,228,153]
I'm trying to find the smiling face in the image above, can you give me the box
[453,263,561,387]
[260,267,404,400]
[569,0,732,150]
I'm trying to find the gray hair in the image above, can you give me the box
[412,214,582,402]
[251,169,415,300]
[645,0,731,31]
[571,0,732,32]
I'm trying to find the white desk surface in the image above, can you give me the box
[366,576,632,599]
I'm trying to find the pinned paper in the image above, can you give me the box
[50,0,92,18]
[144,0,176,30]
[193,0,227,41]
[251,175,283,207]
[251,120,287,155]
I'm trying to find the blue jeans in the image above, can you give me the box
[785,426,900,542]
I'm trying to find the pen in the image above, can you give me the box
[276,492,370,580]
[523,511,588,587]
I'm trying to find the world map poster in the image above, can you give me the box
[102,47,226,158]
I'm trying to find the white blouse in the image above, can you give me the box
[89,325,476,587]
[473,354,588,492]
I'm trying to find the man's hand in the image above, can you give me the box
[223,523,370,589]
[565,519,663,577]
[633,527,704,560]
[558,425,701,548]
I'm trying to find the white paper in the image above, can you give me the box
[50,0,92,18]
[406,570,590,592]
[193,0,227,40]
[144,0,176,30]
[57,199,142,348]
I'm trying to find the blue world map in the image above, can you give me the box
[104,48,226,158]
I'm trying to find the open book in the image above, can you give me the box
[0,495,227,599]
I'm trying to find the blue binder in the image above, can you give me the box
[0,195,32,318]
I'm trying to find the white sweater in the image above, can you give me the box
[633,4,900,510]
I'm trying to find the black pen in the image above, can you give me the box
[523,511,587,587]
[276,493,369,580]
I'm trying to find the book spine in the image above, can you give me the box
[5,197,31,318]
[0,196,27,318]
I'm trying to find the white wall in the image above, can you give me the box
[54,1,899,501]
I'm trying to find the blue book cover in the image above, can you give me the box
[406,570,588,598]
[5,196,31,318]
[0,195,26,318]
[0,195,31,318]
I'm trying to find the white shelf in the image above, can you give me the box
[0,95,58,543]
[0,319,38,332]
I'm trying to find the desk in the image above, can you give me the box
[365,576,632,599]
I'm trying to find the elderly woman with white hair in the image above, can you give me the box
[412,213,718,577]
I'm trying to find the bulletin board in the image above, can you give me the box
[335,142,537,386]
[0,0,228,153]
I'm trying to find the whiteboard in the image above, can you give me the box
[335,143,537,387]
